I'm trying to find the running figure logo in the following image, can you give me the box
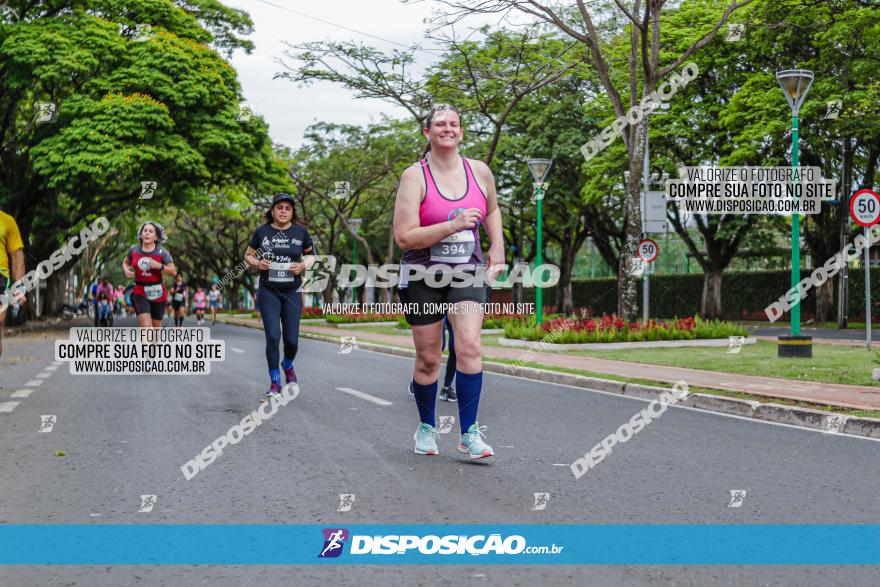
[531,492,550,511]
[627,257,646,278]
[35,101,57,124]
[237,103,254,122]
[138,494,157,513]
[140,181,157,200]
[132,23,153,42]
[318,528,349,558]
[823,99,842,120]
[529,182,547,204]
[338,336,357,354]
[39,415,57,433]
[332,181,350,200]
[727,336,745,354]
[825,415,843,434]
[437,416,455,434]
[726,23,744,41]
[299,255,337,293]
[727,490,747,508]
[337,494,355,512]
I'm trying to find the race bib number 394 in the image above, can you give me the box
[430,230,475,263]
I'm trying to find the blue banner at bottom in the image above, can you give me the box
[1,525,878,565]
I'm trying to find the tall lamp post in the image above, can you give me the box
[527,158,553,325]
[776,69,814,358]
[349,218,363,304]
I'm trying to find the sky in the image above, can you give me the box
[223,0,488,149]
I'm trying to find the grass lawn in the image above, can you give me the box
[566,340,877,387]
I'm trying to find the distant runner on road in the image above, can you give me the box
[243,194,315,397]
[122,222,178,329]
[169,274,189,327]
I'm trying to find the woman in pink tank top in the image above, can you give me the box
[392,104,505,461]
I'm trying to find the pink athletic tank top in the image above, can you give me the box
[400,156,487,269]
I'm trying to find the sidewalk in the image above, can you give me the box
[217,315,880,412]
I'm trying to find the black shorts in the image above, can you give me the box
[131,293,167,321]
[398,278,487,326]
[171,301,184,311]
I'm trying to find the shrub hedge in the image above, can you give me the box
[521,268,880,321]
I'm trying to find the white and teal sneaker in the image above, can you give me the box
[413,422,439,456]
[457,422,494,460]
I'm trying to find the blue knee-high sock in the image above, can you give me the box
[269,369,281,384]
[455,370,482,434]
[411,379,438,427]
[281,357,294,370]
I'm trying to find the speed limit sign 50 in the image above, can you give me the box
[637,238,659,263]
[850,189,880,227]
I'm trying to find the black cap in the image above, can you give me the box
[272,193,295,206]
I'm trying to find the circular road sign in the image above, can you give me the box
[637,238,659,264]
[850,189,880,227]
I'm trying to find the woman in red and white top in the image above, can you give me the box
[122,222,178,328]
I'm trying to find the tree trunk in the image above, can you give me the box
[701,268,723,319]
[46,270,68,316]
[555,243,576,315]
[618,120,647,319]
[815,278,834,322]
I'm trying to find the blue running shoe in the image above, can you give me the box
[413,422,439,456]
[457,422,493,460]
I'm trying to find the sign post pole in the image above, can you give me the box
[850,189,880,350]
[637,238,658,323]
[865,226,871,350]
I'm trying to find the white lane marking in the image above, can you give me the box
[44,365,59,372]
[11,389,33,398]
[231,347,245,354]
[25,379,43,387]
[52,361,63,366]
[36,372,52,379]
[335,387,393,406]
[552,463,569,467]
[306,338,880,445]
[0,402,21,413]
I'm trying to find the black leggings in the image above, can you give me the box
[256,286,303,370]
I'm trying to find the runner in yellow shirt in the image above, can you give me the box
[0,209,26,360]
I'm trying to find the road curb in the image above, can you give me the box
[689,393,759,417]
[753,403,835,431]
[292,328,880,440]
[842,416,880,438]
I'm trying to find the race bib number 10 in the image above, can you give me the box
[269,261,295,283]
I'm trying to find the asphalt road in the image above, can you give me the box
[1,318,878,586]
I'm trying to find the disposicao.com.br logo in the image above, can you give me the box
[319,529,563,558]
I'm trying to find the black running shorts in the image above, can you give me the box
[398,276,487,326]
[131,293,167,321]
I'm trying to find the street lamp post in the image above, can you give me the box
[775,69,814,358]
[527,158,553,325]
[349,218,363,305]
